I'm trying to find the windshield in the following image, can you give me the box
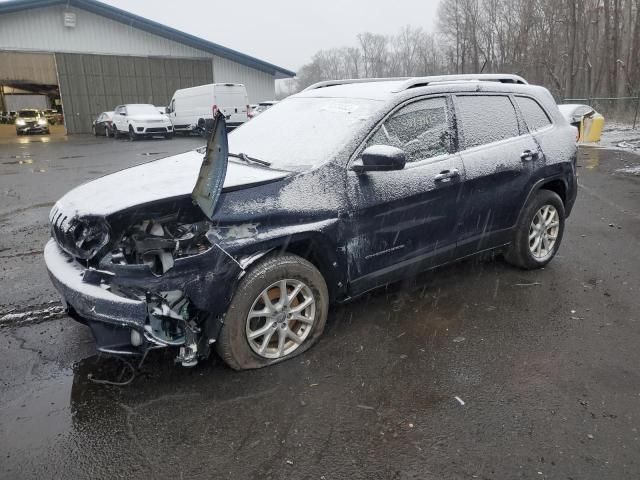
[127,105,159,115]
[19,110,38,118]
[229,97,382,171]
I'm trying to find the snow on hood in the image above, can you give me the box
[53,150,290,217]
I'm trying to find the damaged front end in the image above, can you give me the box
[45,112,241,367]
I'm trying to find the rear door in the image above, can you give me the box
[214,85,248,124]
[345,96,465,294]
[454,94,540,255]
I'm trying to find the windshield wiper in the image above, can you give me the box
[229,152,271,167]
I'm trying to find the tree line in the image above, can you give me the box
[285,0,640,102]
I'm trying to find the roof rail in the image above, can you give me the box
[392,74,528,92]
[303,77,410,91]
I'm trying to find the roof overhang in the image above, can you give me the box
[0,0,296,78]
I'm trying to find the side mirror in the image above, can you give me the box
[352,145,406,173]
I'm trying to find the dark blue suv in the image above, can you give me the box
[45,74,578,370]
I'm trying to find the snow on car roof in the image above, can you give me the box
[296,81,407,101]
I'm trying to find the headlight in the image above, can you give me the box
[38,118,47,125]
[16,119,25,126]
[58,216,111,260]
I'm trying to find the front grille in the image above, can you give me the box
[49,205,73,256]
[146,127,168,133]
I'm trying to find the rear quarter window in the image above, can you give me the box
[455,95,519,149]
[515,96,552,132]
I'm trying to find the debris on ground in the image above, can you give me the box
[454,396,465,406]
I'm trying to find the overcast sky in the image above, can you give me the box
[99,0,441,72]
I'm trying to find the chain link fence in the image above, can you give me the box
[562,96,640,128]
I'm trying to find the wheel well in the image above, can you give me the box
[281,239,338,302]
[539,179,566,205]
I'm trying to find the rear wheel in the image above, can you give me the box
[505,189,565,269]
[216,254,329,370]
[164,132,174,140]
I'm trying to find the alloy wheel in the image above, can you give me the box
[245,279,316,359]
[528,204,559,260]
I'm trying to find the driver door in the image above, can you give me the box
[344,96,465,295]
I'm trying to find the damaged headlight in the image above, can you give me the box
[52,215,111,260]
[110,218,213,275]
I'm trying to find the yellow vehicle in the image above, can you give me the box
[558,104,604,143]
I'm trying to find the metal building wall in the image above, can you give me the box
[213,56,276,103]
[0,5,210,59]
[0,52,58,84]
[56,53,213,134]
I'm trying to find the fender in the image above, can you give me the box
[217,220,348,302]
[515,173,570,228]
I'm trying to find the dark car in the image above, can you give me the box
[92,111,115,137]
[15,109,49,135]
[44,74,578,371]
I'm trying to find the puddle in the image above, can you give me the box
[1,371,74,456]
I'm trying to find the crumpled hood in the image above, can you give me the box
[54,150,289,217]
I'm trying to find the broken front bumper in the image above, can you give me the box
[44,237,244,356]
[44,239,148,353]
[45,239,148,326]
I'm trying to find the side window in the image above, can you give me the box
[456,95,519,149]
[515,96,551,132]
[365,97,450,163]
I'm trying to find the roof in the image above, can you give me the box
[297,74,536,101]
[0,0,296,78]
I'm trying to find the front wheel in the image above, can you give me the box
[216,254,329,370]
[128,126,138,141]
[505,189,565,269]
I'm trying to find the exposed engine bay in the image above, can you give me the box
[110,216,212,275]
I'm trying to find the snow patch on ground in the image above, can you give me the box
[590,123,640,153]
[0,304,65,326]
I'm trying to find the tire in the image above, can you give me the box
[92,125,98,136]
[505,189,565,270]
[128,125,138,141]
[164,132,174,140]
[216,253,329,371]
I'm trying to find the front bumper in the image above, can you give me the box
[45,239,148,327]
[134,124,173,134]
[17,124,48,133]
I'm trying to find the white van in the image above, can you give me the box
[166,83,250,133]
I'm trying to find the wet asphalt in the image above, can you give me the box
[1,126,639,479]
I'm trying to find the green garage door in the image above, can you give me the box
[56,53,213,134]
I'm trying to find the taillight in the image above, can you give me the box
[247,104,253,119]
[212,104,218,116]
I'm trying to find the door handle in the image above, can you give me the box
[434,168,460,182]
[520,149,539,161]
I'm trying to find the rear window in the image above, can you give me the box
[515,96,551,132]
[456,95,519,148]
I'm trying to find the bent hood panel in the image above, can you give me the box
[192,112,228,219]
[54,152,289,218]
